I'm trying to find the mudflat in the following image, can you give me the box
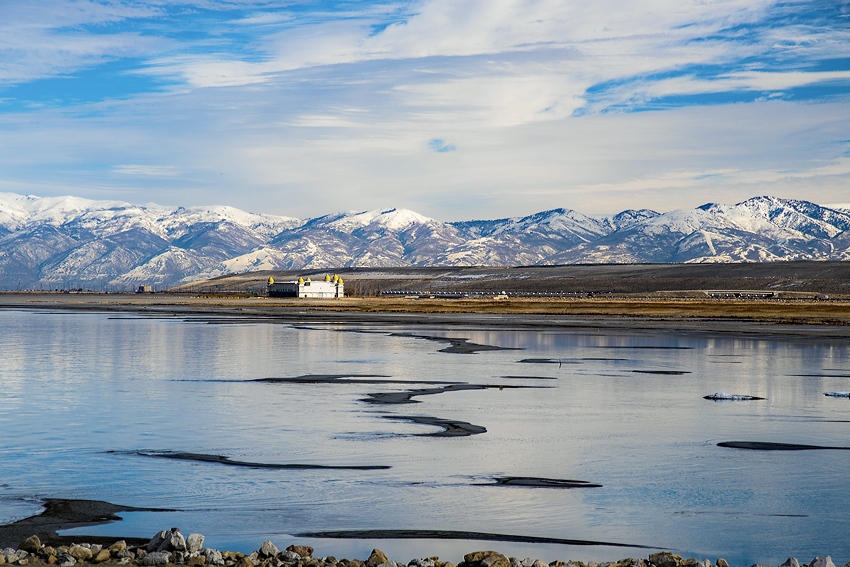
[0,293,848,337]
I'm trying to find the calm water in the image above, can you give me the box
[1,309,849,566]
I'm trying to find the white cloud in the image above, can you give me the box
[113,165,180,176]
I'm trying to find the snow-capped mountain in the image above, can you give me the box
[0,193,848,289]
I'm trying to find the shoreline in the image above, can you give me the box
[0,293,849,338]
[1,500,845,567]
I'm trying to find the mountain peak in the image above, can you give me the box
[1,192,848,289]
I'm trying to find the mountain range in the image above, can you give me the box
[0,192,848,290]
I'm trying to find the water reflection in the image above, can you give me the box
[0,311,849,566]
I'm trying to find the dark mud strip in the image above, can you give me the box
[483,477,602,488]
[703,394,765,401]
[128,451,392,470]
[517,358,630,365]
[672,510,808,518]
[390,333,520,354]
[592,346,694,350]
[0,499,162,549]
[717,441,850,451]
[792,374,850,378]
[501,375,559,380]
[382,415,487,437]
[517,358,579,365]
[631,370,691,375]
[253,375,458,386]
[361,383,546,404]
[296,529,652,549]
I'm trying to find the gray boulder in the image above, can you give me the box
[147,531,169,552]
[779,559,800,567]
[58,553,77,567]
[810,558,836,567]
[186,534,205,554]
[205,549,224,566]
[259,541,279,558]
[281,551,302,562]
[168,531,187,552]
[144,551,172,566]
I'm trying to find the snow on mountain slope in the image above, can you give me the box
[0,193,848,289]
[551,196,850,264]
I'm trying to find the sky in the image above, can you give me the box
[0,0,849,221]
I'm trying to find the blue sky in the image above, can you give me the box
[1,0,849,220]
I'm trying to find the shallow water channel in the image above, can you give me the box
[1,310,849,566]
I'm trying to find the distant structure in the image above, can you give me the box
[268,274,344,298]
[137,285,153,293]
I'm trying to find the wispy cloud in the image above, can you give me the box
[113,165,180,177]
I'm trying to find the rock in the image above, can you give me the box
[259,542,279,559]
[108,541,127,554]
[532,561,548,567]
[144,551,172,566]
[68,546,93,562]
[188,556,207,567]
[716,560,729,567]
[159,532,187,553]
[92,550,112,563]
[186,535,205,554]
[780,560,800,567]
[366,550,389,567]
[287,547,314,560]
[236,556,257,567]
[810,558,835,567]
[57,554,76,567]
[281,551,301,563]
[411,560,437,567]
[694,561,711,567]
[648,554,682,567]
[19,536,41,554]
[204,550,224,566]
[462,552,511,567]
[148,532,170,552]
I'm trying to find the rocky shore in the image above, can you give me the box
[1,531,847,567]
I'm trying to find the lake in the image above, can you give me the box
[1,308,849,566]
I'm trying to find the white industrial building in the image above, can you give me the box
[267,275,344,298]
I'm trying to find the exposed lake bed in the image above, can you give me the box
[1,295,849,566]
